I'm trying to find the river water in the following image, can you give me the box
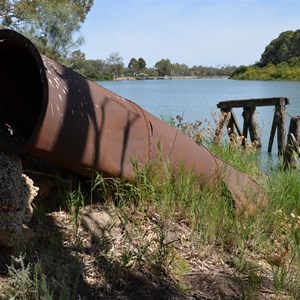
[98,79,300,168]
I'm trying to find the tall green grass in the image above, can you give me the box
[2,116,300,298]
[90,123,300,296]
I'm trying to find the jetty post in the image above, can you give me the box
[268,97,289,155]
[284,116,300,169]
[217,97,289,152]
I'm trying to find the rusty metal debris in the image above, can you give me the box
[0,29,268,214]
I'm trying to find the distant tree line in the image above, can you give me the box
[4,3,299,82]
[66,53,237,81]
[231,29,300,81]
[0,1,236,81]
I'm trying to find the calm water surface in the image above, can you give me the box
[98,79,300,167]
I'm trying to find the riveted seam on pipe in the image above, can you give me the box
[126,99,153,162]
[0,29,268,215]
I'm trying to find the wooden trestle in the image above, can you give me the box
[216,97,290,155]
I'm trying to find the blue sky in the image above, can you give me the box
[80,0,300,68]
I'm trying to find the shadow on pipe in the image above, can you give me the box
[0,29,268,215]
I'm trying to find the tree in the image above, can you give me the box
[66,49,86,72]
[83,59,107,80]
[172,63,189,76]
[288,56,300,67]
[106,51,124,77]
[0,0,31,27]
[0,0,93,24]
[0,0,94,61]
[66,51,112,81]
[128,57,146,76]
[138,57,146,71]
[128,57,138,75]
[154,58,173,76]
[70,49,86,61]
[260,30,300,67]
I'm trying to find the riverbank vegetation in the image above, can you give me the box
[65,51,237,81]
[2,2,300,82]
[0,0,94,61]
[231,30,300,81]
[0,1,236,81]
[1,3,300,298]
[1,117,300,299]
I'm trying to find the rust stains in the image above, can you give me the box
[0,29,268,214]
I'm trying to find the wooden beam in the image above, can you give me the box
[248,107,261,147]
[217,97,289,153]
[268,109,279,153]
[228,110,242,137]
[242,107,251,143]
[277,103,287,155]
[217,97,289,109]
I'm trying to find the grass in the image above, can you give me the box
[1,115,300,299]
[0,254,51,300]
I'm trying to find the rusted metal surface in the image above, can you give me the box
[0,29,267,213]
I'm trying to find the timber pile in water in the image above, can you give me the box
[0,152,38,247]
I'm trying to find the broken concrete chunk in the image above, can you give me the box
[0,152,38,247]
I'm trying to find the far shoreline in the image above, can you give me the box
[114,75,229,81]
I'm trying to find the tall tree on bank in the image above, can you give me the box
[128,57,146,75]
[259,30,300,67]
[0,0,94,61]
[155,58,173,76]
[128,57,138,75]
[138,57,146,71]
[106,51,124,77]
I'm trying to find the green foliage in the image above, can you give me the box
[127,57,146,76]
[267,168,300,214]
[0,254,52,300]
[0,0,94,61]
[70,54,236,81]
[231,63,300,81]
[66,51,114,81]
[138,57,146,70]
[128,57,138,75]
[260,30,300,67]
[105,51,124,77]
[63,180,85,236]
[154,58,173,76]
[3,113,300,297]
[231,29,300,81]
[3,134,300,297]
[172,63,189,76]
[191,64,237,77]
[0,0,93,25]
[153,59,236,78]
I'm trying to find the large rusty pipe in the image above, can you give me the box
[0,29,267,213]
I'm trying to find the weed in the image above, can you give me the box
[0,254,52,300]
[62,179,85,237]
[3,115,300,298]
